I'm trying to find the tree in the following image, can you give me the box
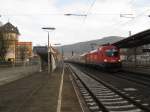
[19,46,28,61]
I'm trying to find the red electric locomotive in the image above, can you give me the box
[82,44,121,69]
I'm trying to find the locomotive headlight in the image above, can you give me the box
[118,59,121,62]
[104,59,107,62]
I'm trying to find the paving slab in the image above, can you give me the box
[20,66,82,112]
[20,68,62,112]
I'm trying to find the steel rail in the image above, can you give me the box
[112,71,150,87]
[68,64,109,112]
[81,69,150,111]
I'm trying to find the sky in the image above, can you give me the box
[0,0,150,46]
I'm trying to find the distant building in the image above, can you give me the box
[16,42,32,61]
[0,22,20,61]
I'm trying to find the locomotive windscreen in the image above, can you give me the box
[105,49,119,57]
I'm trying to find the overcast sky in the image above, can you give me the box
[0,0,150,46]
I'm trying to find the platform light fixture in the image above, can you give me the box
[120,14,134,18]
[64,13,87,17]
[42,27,55,74]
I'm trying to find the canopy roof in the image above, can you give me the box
[113,29,150,48]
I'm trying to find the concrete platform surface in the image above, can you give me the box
[0,65,82,112]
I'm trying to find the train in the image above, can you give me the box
[75,44,122,69]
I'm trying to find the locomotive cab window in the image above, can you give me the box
[105,49,119,57]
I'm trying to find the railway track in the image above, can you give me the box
[77,63,150,87]
[113,70,150,87]
[68,64,150,112]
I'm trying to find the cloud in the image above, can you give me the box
[0,0,149,45]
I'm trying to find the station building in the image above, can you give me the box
[0,22,20,62]
[0,22,33,63]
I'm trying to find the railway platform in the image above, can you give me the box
[23,66,83,112]
[0,65,83,112]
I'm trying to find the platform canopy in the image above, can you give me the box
[33,46,59,62]
[113,29,150,48]
[33,46,48,62]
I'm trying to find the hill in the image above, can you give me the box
[57,36,124,58]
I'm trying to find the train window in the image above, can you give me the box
[105,49,119,57]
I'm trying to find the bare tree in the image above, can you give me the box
[19,46,28,61]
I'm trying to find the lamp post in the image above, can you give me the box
[64,13,87,17]
[120,14,134,18]
[42,27,55,74]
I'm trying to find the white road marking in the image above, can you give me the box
[56,66,64,112]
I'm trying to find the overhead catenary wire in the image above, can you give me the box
[86,0,97,15]
[83,0,149,27]
[1,1,149,37]
[109,8,150,37]
[83,0,135,23]
[82,0,97,23]
[1,13,65,17]
[120,9,150,26]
